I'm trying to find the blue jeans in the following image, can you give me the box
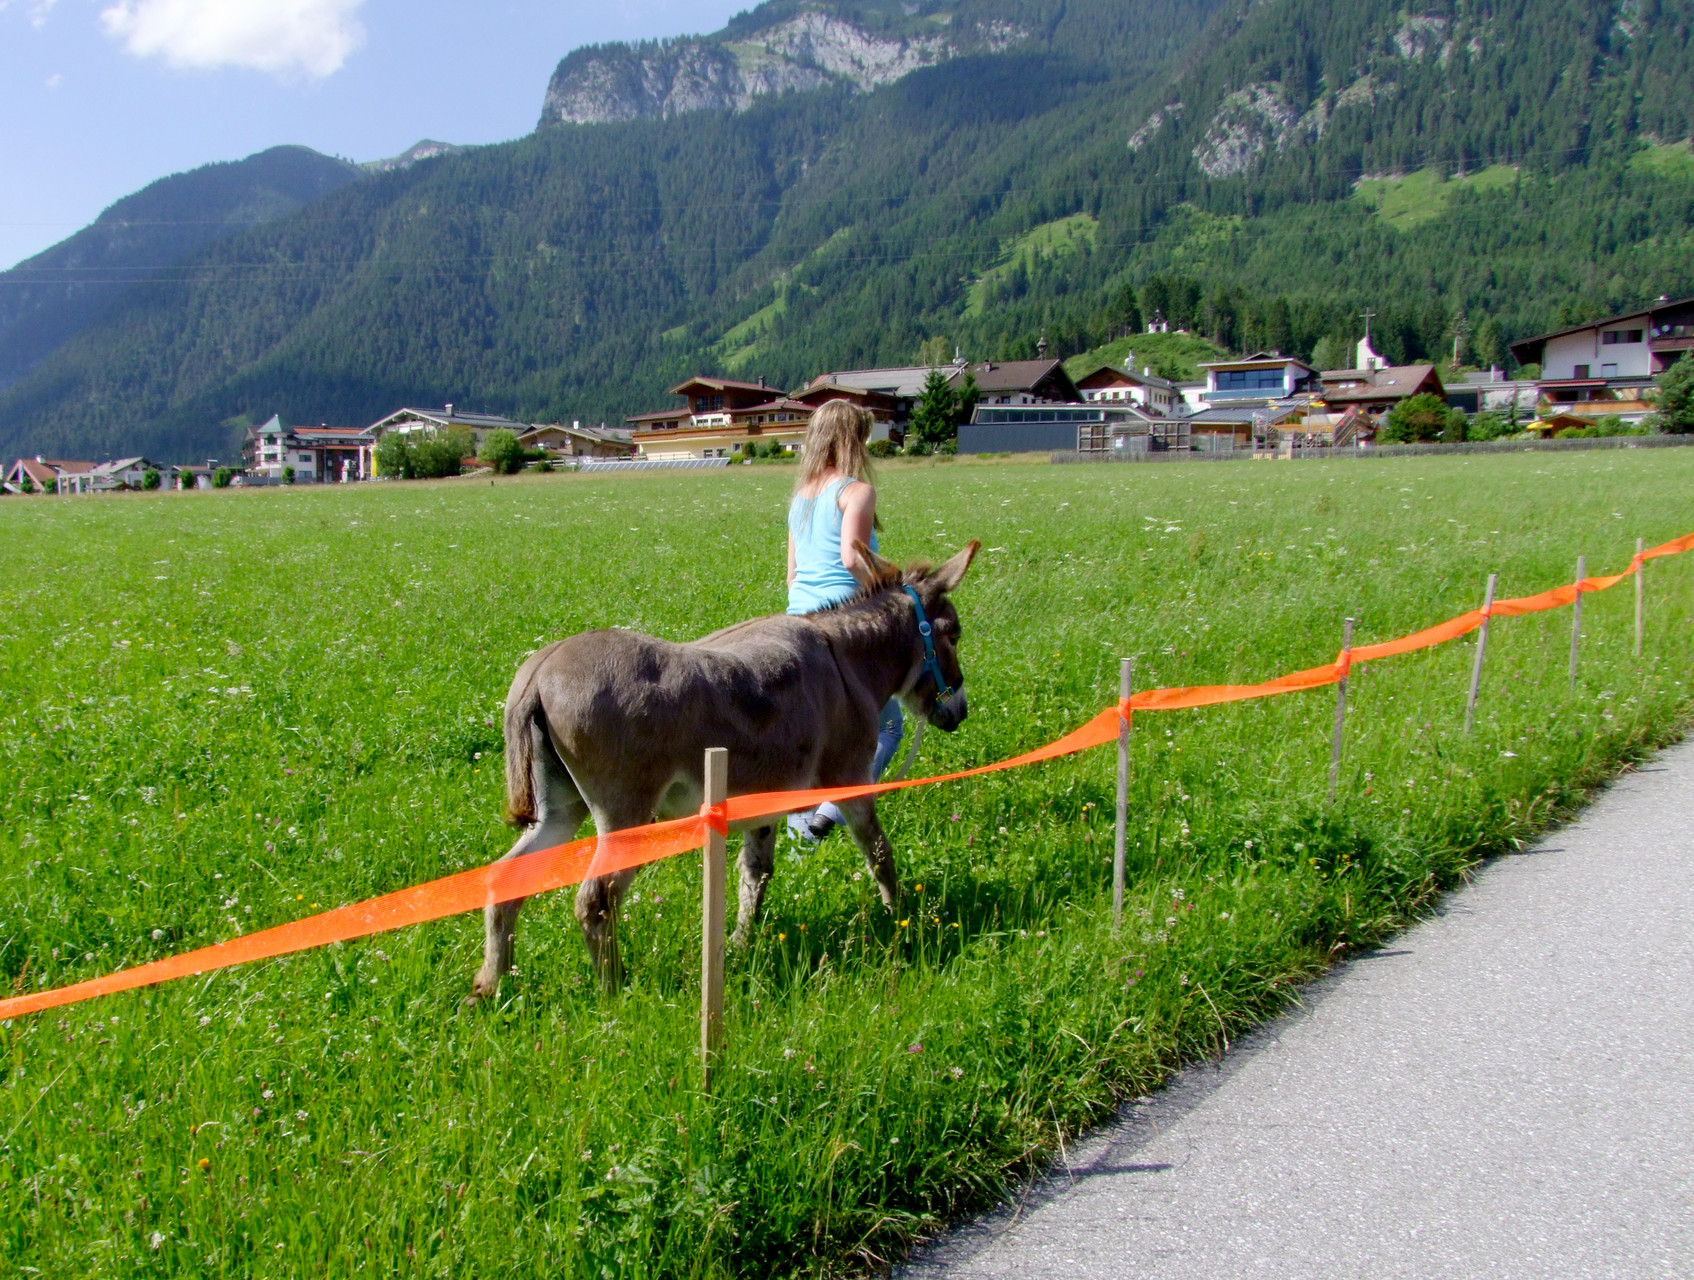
[815,699,903,827]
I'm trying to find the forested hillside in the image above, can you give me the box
[0,147,360,394]
[4,0,1693,463]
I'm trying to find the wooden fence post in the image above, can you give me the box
[1464,573,1498,734]
[1112,657,1132,933]
[1569,555,1585,690]
[700,746,728,1090]
[1635,537,1645,657]
[1328,617,1354,805]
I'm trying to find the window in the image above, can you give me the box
[1574,364,1590,379]
[1601,363,1618,378]
[1602,329,1644,345]
[1214,368,1287,392]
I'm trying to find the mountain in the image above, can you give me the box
[0,146,360,395]
[539,11,957,125]
[3,0,1693,463]
[362,140,467,174]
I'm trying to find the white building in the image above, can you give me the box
[1197,353,1321,404]
[1073,356,1181,416]
[1508,295,1693,420]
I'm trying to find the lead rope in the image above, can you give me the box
[891,719,926,782]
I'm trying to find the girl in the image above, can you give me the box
[785,399,904,840]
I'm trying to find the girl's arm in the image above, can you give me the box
[838,481,879,588]
[786,532,797,589]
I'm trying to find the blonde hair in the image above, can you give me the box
[795,399,876,495]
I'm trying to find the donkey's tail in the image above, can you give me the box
[502,655,548,827]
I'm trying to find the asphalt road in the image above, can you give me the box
[902,741,1694,1280]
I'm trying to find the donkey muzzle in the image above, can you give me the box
[928,688,968,732]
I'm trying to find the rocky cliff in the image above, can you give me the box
[538,9,1005,126]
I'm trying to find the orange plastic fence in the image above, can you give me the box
[3,529,1689,1023]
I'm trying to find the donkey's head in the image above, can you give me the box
[856,539,980,732]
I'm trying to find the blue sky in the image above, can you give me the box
[0,0,750,269]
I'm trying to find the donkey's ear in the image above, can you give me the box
[927,540,980,594]
[852,540,903,590]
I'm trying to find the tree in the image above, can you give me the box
[1474,316,1507,370]
[908,368,959,447]
[479,428,526,474]
[1381,393,1457,442]
[142,468,160,490]
[376,427,472,479]
[1109,283,1141,337]
[212,467,233,487]
[915,335,952,367]
[1310,333,1350,372]
[1654,356,1694,433]
[375,431,412,478]
[954,371,980,425]
[280,466,294,485]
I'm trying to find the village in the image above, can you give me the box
[5,296,1691,494]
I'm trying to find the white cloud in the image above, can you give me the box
[45,71,63,88]
[100,0,366,79]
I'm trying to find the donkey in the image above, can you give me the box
[469,540,979,999]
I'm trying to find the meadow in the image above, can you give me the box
[2,451,1690,1277]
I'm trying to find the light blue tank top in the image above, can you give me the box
[787,477,878,615]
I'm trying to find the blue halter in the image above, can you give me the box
[902,585,956,699]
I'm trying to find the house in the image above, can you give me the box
[1317,363,1446,418]
[802,363,953,435]
[365,405,530,454]
[1508,296,1694,381]
[1198,353,1321,404]
[953,358,1082,407]
[663,376,785,425]
[517,422,634,458]
[787,381,901,439]
[626,375,805,459]
[47,459,97,493]
[91,457,164,490]
[245,416,375,482]
[1509,296,1694,420]
[630,409,810,461]
[1446,369,1540,416]
[4,456,97,494]
[1073,355,1181,417]
[6,457,62,492]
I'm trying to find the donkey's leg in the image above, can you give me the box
[574,804,651,991]
[837,798,898,910]
[730,824,776,950]
[470,745,588,1003]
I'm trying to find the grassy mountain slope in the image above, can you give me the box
[3,0,1693,462]
[0,146,360,395]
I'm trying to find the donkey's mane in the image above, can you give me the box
[807,560,934,615]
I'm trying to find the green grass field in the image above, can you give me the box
[2,452,1690,1277]
[1354,164,1520,231]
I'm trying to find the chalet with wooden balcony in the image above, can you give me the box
[1509,295,1694,421]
